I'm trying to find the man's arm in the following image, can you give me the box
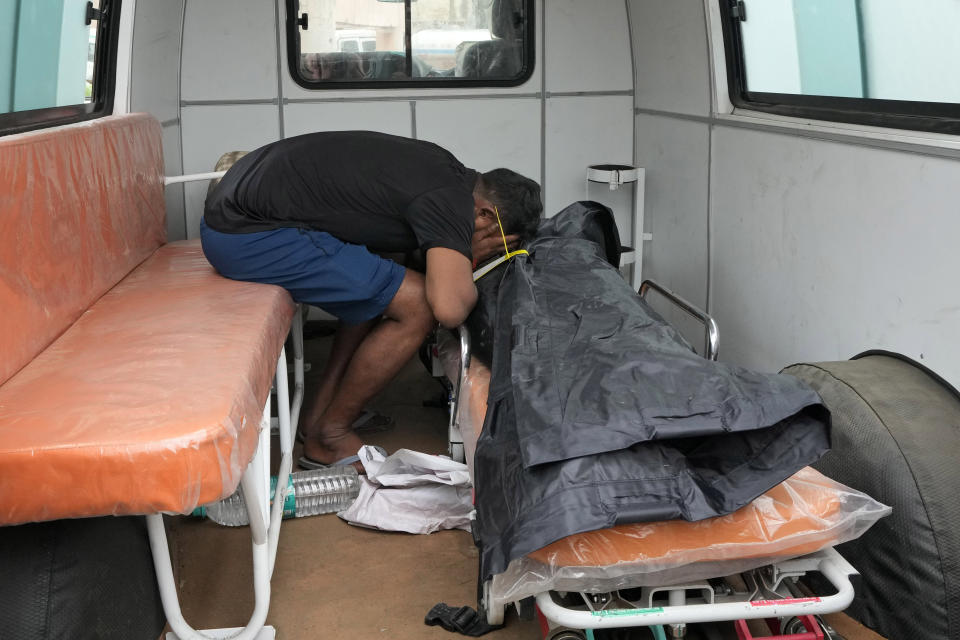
[425,247,477,328]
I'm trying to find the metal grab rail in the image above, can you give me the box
[163,171,227,186]
[639,279,719,361]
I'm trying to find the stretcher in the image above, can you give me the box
[439,280,882,640]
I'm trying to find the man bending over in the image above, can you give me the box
[200,131,542,469]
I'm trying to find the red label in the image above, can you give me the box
[750,597,821,607]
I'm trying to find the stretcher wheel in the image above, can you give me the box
[481,579,505,626]
[781,616,840,639]
[450,442,465,463]
[548,631,586,640]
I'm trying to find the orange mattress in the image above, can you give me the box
[527,466,845,568]
[0,242,294,525]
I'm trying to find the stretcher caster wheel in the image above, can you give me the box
[450,442,465,463]
[782,616,842,639]
[481,580,505,626]
[548,631,586,640]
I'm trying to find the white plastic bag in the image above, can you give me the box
[337,446,474,534]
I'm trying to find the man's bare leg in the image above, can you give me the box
[302,270,435,465]
[299,319,375,441]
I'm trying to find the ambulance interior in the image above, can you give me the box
[1,1,959,639]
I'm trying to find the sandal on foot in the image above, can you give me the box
[298,445,387,471]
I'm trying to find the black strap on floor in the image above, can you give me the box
[424,603,502,636]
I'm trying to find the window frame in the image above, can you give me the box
[718,0,960,136]
[284,0,536,90]
[0,0,122,137]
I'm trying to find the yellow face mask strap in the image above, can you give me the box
[493,205,529,260]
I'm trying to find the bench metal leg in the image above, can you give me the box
[147,343,296,640]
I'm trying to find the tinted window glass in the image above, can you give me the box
[740,0,960,103]
[288,0,534,88]
[1,0,119,136]
[722,0,960,133]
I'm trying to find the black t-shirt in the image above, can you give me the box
[204,131,478,258]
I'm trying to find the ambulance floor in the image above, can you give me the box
[164,328,885,640]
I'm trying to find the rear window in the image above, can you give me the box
[720,0,960,134]
[0,0,121,136]
[286,0,535,89]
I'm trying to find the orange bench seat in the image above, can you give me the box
[0,242,293,525]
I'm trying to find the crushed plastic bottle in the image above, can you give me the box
[194,466,361,527]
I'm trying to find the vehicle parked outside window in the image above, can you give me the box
[287,0,534,88]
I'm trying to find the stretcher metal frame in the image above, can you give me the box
[446,279,858,639]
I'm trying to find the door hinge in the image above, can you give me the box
[731,1,747,22]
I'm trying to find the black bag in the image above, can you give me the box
[0,516,165,640]
[471,202,831,580]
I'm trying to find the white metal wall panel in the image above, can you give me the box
[710,126,960,386]
[130,0,183,122]
[416,99,541,184]
[181,0,279,101]
[284,101,412,139]
[180,105,281,238]
[544,95,633,217]
[635,113,710,309]
[628,0,711,117]
[544,0,632,93]
[162,124,186,241]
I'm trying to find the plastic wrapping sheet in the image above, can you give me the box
[438,330,490,478]
[471,204,830,579]
[0,114,166,387]
[0,242,294,525]
[490,467,891,604]
[438,335,886,602]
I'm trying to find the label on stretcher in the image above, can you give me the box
[591,607,664,618]
[750,597,821,607]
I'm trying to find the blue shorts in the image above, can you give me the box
[200,219,406,325]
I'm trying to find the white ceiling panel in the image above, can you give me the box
[283,101,412,139]
[635,113,710,309]
[544,95,634,218]
[544,0,632,93]
[180,104,281,238]
[416,98,541,184]
[629,0,711,117]
[181,0,279,101]
[711,125,960,385]
[130,0,183,122]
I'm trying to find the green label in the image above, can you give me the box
[590,607,663,618]
[270,475,296,518]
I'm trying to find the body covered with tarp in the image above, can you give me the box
[471,202,831,580]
